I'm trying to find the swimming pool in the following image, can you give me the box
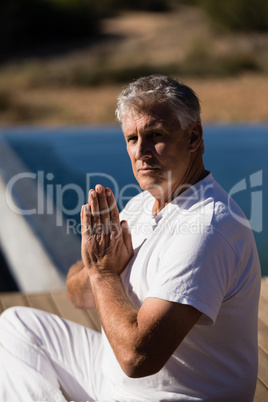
[0,124,267,285]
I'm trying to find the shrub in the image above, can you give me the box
[198,0,268,32]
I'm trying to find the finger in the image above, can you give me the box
[121,220,134,256]
[96,185,110,234]
[88,189,95,204]
[106,188,120,233]
[89,190,102,236]
[80,204,92,239]
[89,189,100,223]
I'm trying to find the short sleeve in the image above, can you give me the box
[146,230,238,325]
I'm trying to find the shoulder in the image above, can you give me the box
[188,173,252,236]
[164,174,256,261]
[209,178,256,254]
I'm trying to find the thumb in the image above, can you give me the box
[121,220,133,255]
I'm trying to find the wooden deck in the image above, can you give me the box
[0,278,268,401]
[0,290,102,333]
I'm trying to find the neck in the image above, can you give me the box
[152,153,207,216]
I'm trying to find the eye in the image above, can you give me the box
[126,135,138,144]
[151,132,163,141]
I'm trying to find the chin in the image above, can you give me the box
[138,180,162,194]
[135,172,164,192]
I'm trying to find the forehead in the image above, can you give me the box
[123,103,180,134]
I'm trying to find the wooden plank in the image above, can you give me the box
[51,291,99,330]
[258,295,268,326]
[0,292,30,310]
[261,278,268,301]
[258,345,268,389]
[26,292,62,316]
[254,378,268,402]
[258,318,268,353]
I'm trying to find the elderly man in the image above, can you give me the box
[0,75,261,401]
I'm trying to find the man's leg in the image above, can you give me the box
[0,306,104,402]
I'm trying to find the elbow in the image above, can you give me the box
[66,288,80,308]
[120,351,162,379]
[66,288,95,310]
[66,275,80,308]
[66,263,95,309]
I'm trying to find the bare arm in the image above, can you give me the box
[90,273,201,378]
[66,259,96,309]
[81,185,201,378]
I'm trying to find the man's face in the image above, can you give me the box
[123,103,193,202]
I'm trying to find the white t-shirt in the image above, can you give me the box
[100,174,261,402]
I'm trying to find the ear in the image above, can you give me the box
[188,122,203,152]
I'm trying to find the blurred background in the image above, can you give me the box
[0,0,267,292]
[0,0,268,125]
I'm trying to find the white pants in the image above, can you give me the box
[0,306,105,402]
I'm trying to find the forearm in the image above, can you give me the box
[90,272,147,376]
[80,186,201,378]
[66,260,96,309]
[80,186,154,376]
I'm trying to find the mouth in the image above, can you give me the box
[138,166,159,172]
[138,167,159,173]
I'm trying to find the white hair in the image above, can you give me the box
[116,74,201,130]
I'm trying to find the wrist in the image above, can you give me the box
[88,269,119,283]
[89,271,123,305]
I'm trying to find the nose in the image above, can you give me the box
[135,138,152,160]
